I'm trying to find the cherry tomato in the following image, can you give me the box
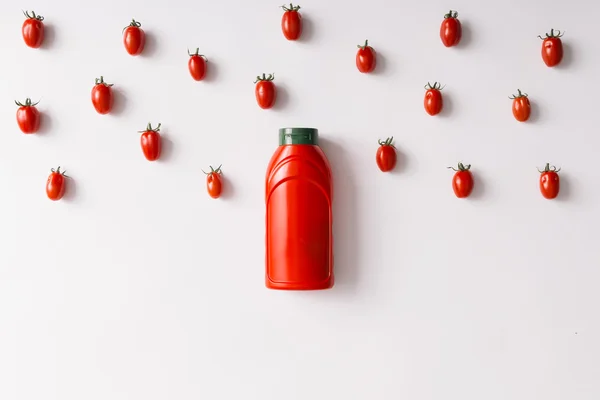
[356,40,376,73]
[538,163,560,199]
[254,73,276,109]
[448,162,473,198]
[538,29,563,67]
[509,89,531,122]
[376,137,397,172]
[188,48,207,81]
[440,10,461,47]
[203,165,223,199]
[15,98,41,134]
[22,10,44,48]
[123,19,145,56]
[46,166,67,201]
[91,76,114,115]
[424,82,444,116]
[139,122,162,161]
[281,3,302,40]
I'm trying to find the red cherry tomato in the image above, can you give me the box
[376,137,397,172]
[123,19,145,56]
[538,29,564,67]
[356,40,376,73]
[538,163,560,199]
[91,76,114,115]
[203,165,223,199]
[448,162,473,198]
[424,82,444,116]
[22,10,44,48]
[281,3,302,40]
[254,73,276,109]
[15,98,41,134]
[139,122,162,161]
[188,48,207,81]
[509,89,530,122]
[440,10,461,47]
[46,166,67,201]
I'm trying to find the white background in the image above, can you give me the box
[0,0,598,399]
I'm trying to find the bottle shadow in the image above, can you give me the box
[320,137,361,293]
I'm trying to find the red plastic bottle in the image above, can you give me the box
[265,128,334,290]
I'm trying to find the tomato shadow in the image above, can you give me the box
[63,175,77,203]
[41,24,56,49]
[469,169,486,200]
[297,15,315,43]
[456,20,473,48]
[219,175,235,200]
[438,92,454,118]
[371,52,389,76]
[141,32,159,58]
[556,172,573,202]
[203,58,220,83]
[319,137,361,294]
[527,99,541,123]
[159,134,174,162]
[556,42,574,69]
[272,84,290,110]
[110,88,128,116]
[37,112,53,135]
[388,145,407,175]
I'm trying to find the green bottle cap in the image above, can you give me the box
[279,128,318,145]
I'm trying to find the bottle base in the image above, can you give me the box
[265,278,334,291]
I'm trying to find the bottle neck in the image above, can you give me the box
[279,128,318,145]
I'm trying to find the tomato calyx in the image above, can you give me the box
[425,82,445,91]
[139,122,161,133]
[537,163,561,174]
[448,162,471,172]
[15,98,39,107]
[281,3,301,12]
[188,48,208,61]
[94,76,113,87]
[123,19,142,33]
[509,89,528,99]
[357,40,372,49]
[23,10,44,21]
[538,29,564,40]
[378,137,395,148]
[202,164,222,176]
[50,166,68,178]
[254,73,275,83]
[443,10,458,19]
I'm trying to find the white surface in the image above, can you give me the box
[0,0,598,399]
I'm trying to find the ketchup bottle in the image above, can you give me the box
[265,128,334,290]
